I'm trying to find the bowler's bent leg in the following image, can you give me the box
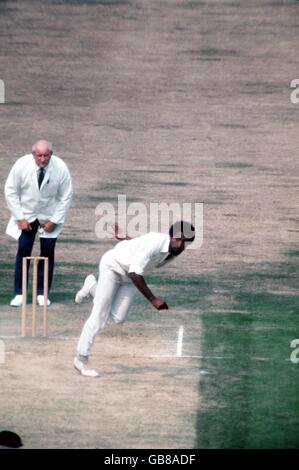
[111,283,136,324]
[77,261,120,358]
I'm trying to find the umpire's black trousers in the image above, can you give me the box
[14,219,57,295]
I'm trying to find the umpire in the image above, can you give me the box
[4,139,73,307]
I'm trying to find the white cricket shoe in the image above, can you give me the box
[37,295,51,306]
[75,274,96,304]
[10,295,23,307]
[73,356,99,377]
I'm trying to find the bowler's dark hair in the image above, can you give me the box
[169,221,195,242]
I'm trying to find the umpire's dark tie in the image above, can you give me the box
[38,168,45,189]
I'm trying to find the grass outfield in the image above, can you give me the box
[196,255,299,449]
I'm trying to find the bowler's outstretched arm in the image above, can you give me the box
[128,272,168,310]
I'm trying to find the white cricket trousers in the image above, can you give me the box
[77,256,136,357]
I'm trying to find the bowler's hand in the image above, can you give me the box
[42,221,57,233]
[18,219,32,231]
[151,297,169,310]
[111,223,131,240]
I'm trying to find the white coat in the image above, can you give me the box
[4,153,73,240]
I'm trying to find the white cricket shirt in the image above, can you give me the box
[102,232,172,276]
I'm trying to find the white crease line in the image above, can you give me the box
[176,325,184,357]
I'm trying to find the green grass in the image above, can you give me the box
[124,169,176,174]
[215,162,253,168]
[58,238,101,244]
[53,0,130,4]
[179,1,206,8]
[195,260,299,449]
[0,262,14,304]
[146,274,211,309]
[185,48,238,57]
